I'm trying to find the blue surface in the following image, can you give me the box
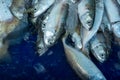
[0,32,120,80]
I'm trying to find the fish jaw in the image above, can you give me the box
[10,0,27,20]
[90,35,107,63]
[82,0,104,49]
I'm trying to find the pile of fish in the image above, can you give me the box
[0,0,120,79]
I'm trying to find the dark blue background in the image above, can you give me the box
[0,32,120,80]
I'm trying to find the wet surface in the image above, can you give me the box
[0,33,120,80]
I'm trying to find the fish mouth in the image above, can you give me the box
[81,12,93,30]
[95,50,107,63]
[44,31,55,46]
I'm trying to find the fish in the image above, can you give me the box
[105,0,120,38]
[0,0,28,62]
[65,1,82,50]
[32,0,55,18]
[90,33,108,63]
[62,35,106,80]
[78,0,95,30]
[36,6,54,56]
[0,0,20,44]
[65,1,78,34]
[36,18,48,56]
[80,0,104,50]
[43,0,68,47]
[10,0,27,20]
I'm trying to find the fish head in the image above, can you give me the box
[92,45,107,63]
[44,30,56,47]
[81,12,93,30]
[112,22,120,38]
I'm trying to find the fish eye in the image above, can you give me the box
[34,8,37,11]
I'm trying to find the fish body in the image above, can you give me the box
[62,36,106,80]
[43,0,68,47]
[66,0,79,33]
[105,0,120,38]
[78,0,95,30]
[65,1,82,50]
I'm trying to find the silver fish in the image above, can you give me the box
[105,0,120,38]
[0,0,20,45]
[65,1,82,50]
[72,31,82,50]
[43,0,68,47]
[80,0,104,50]
[62,35,106,80]
[0,0,28,62]
[66,1,78,34]
[10,0,27,20]
[36,5,54,56]
[37,21,48,56]
[90,33,108,63]
[78,0,95,30]
[32,0,55,18]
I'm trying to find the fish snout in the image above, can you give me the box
[81,12,93,30]
[97,49,107,63]
[44,31,55,47]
